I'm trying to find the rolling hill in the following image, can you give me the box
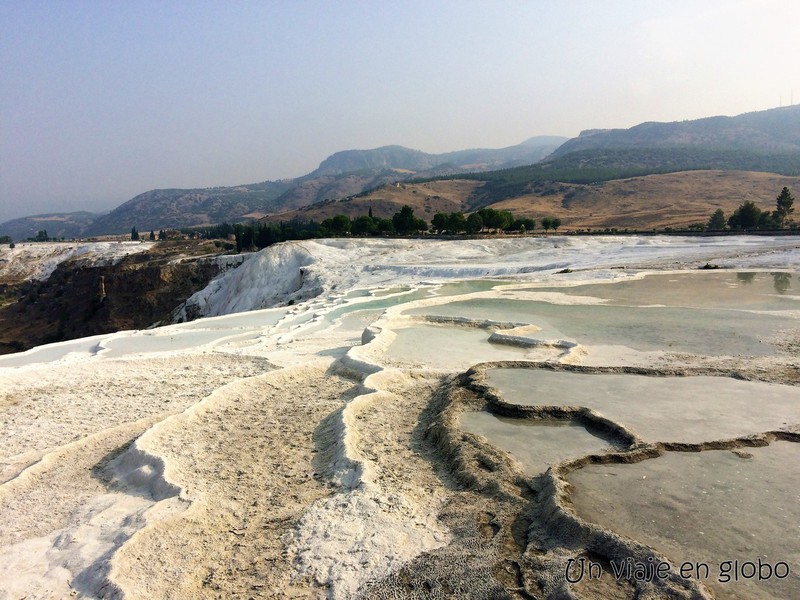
[84,181,294,236]
[72,137,565,237]
[549,105,800,158]
[3,105,800,239]
[0,211,100,241]
[266,170,800,231]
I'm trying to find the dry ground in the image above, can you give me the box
[263,170,800,231]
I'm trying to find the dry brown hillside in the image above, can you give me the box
[262,180,483,223]
[263,171,800,230]
[491,171,800,230]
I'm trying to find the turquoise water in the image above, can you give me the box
[408,297,795,356]
[535,271,800,311]
[326,281,508,324]
[321,288,436,324]
[432,279,508,296]
[385,324,536,370]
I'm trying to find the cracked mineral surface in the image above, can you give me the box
[0,236,798,599]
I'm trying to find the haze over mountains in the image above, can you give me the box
[550,106,800,157]
[0,137,564,240]
[2,105,799,240]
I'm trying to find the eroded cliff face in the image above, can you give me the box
[0,241,241,354]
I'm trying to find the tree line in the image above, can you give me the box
[707,187,795,232]
[131,227,170,241]
[187,205,561,253]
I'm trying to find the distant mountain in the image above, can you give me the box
[9,106,800,239]
[440,136,571,169]
[33,137,563,237]
[309,137,565,177]
[0,211,99,241]
[267,170,800,232]
[549,105,800,158]
[310,145,438,176]
[84,181,293,236]
[261,138,566,214]
[438,106,800,204]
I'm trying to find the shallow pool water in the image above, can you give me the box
[177,308,287,330]
[408,297,795,356]
[320,288,436,325]
[485,368,800,443]
[100,329,242,358]
[460,411,615,475]
[432,279,508,296]
[335,309,385,332]
[369,286,412,297]
[323,280,508,326]
[567,442,800,599]
[385,324,544,370]
[0,334,108,368]
[535,271,800,311]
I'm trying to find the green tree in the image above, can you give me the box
[707,209,726,231]
[233,224,243,253]
[447,212,467,233]
[375,218,395,234]
[541,217,553,232]
[466,212,483,233]
[131,226,139,241]
[758,210,777,230]
[393,205,425,234]
[330,214,351,235]
[238,225,254,250]
[775,187,795,228]
[511,218,535,233]
[351,215,377,235]
[475,208,513,231]
[727,201,761,231]
[431,213,449,233]
[551,217,562,231]
[475,208,496,230]
[149,230,156,241]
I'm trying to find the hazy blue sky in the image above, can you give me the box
[2,0,799,223]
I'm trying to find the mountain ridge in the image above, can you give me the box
[551,105,800,158]
[0,211,102,242]
[1,137,565,238]
[3,105,800,239]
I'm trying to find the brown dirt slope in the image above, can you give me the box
[490,170,800,230]
[263,171,800,231]
[262,180,483,223]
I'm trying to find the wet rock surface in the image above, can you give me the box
[0,238,798,598]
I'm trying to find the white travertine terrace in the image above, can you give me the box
[0,236,798,599]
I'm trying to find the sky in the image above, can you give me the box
[2,0,799,224]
